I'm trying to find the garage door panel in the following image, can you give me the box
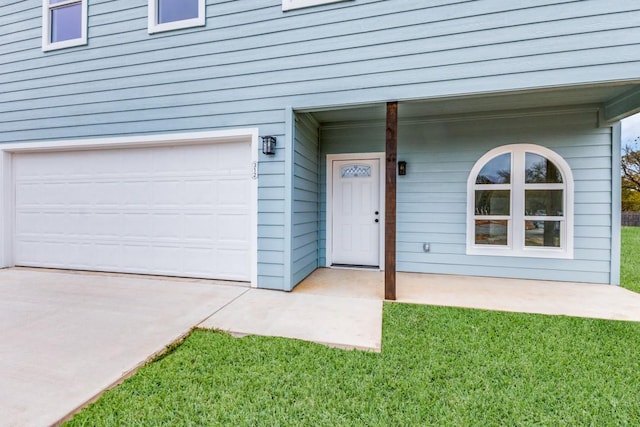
[41,183,67,205]
[151,245,185,273]
[14,142,252,281]
[183,248,217,275]
[122,182,153,205]
[185,214,217,239]
[187,146,220,171]
[14,241,38,264]
[150,214,182,239]
[71,214,94,236]
[90,213,121,237]
[216,142,250,171]
[153,147,187,173]
[218,178,250,206]
[43,212,67,236]
[152,180,184,205]
[184,180,217,205]
[217,249,249,279]
[122,214,151,238]
[121,245,151,270]
[15,182,39,205]
[218,214,249,241]
[72,244,94,268]
[95,182,122,205]
[15,212,41,235]
[65,183,94,204]
[93,243,122,269]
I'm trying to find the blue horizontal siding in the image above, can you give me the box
[5,3,640,113]
[291,113,319,287]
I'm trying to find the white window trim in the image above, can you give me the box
[148,0,206,34]
[466,144,574,259]
[282,0,352,11]
[42,0,88,52]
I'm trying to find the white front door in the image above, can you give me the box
[331,158,381,267]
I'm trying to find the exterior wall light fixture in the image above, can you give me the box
[261,136,277,155]
[398,160,407,175]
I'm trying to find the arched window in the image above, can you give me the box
[467,144,573,258]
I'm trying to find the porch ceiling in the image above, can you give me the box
[307,83,640,125]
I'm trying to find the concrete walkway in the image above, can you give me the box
[2,267,640,426]
[200,288,382,350]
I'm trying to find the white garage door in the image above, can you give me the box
[13,142,252,281]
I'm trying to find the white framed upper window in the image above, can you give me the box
[466,144,574,259]
[42,0,87,52]
[282,0,352,11]
[148,0,205,34]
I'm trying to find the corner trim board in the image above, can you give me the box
[284,107,294,291]
[611,122,622,285]
[0,151,13,268]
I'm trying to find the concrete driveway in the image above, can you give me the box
[0,268,249,427]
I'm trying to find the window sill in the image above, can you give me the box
[282,0,351,11]
[148,17,205,34]
[42,37,87,52]
[467,246,574,259]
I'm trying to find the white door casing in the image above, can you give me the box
[0,129,259,286]
[326,153,385,268]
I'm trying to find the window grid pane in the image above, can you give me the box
[524,221,561,247]
[475,220,509,246]
[476,153,511,184]
[475,190,510,216]
[524,190,563,217]
[158,0,199,24]
[50,3,82,43]
[341,164,371,178]
[525,152,563,183]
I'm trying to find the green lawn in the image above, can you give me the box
[621,226,640,293]
[67,304,640,426]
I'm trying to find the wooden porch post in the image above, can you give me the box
[385,102,398,300]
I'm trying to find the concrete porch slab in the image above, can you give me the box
[295,268,384,300]
[199,289,383,351]
[295,268,640,322]
[0,268,248,427]
[396,272,640,321]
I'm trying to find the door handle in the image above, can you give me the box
[375,211,379,215]
[375,219,379,223]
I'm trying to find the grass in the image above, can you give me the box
[621,226,640,293]
[67,304,640,426]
